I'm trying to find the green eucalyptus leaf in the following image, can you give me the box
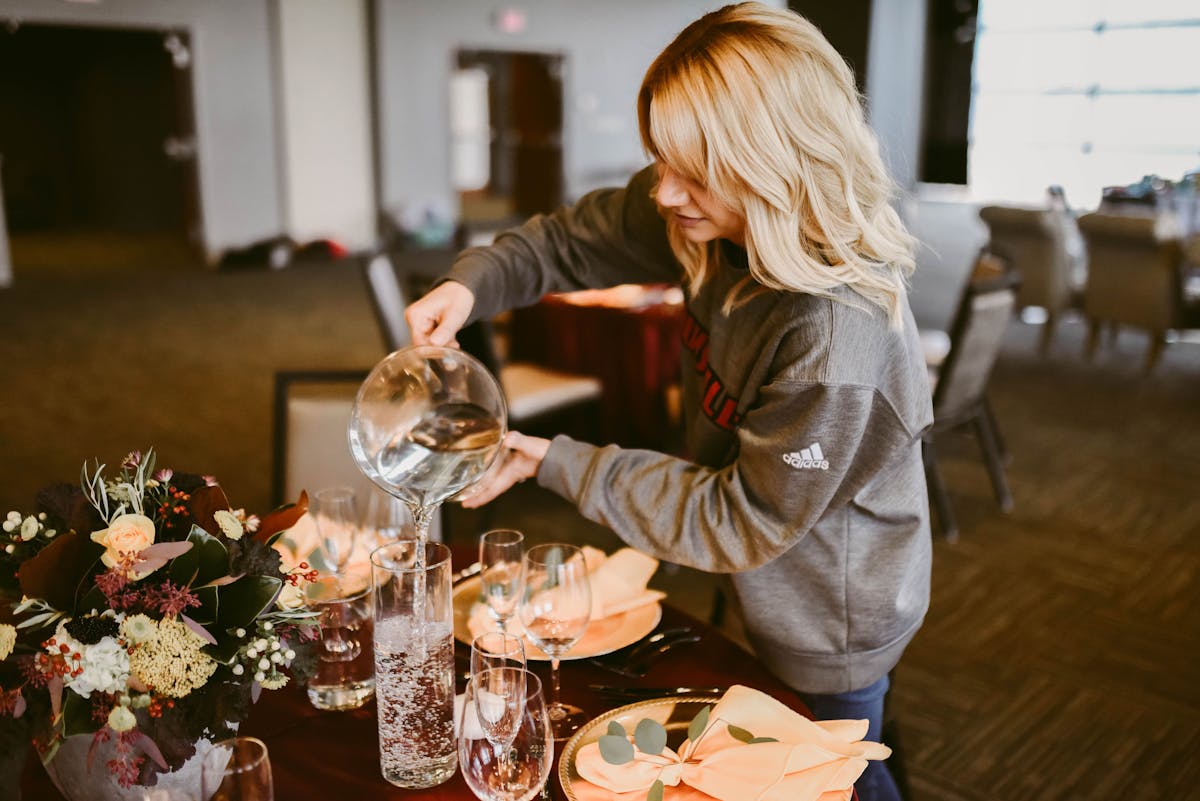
[598,734,635,765]
[634,719,667,755]
[606,721,627,737]
[687,705,711,742]
[727,724,754,743]
[749,737,779,743]
[265,529,288,548]
[206,633,244,665]
[648,779,665,801]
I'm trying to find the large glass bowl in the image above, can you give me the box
[348,345,507,512]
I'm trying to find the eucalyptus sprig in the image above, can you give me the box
[597,704,778,801]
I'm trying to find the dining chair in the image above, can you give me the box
[1076,212,1194,372]
[360,251,603,437]
[922,249,1019,541]
[269,368,445,541]
[978,204,1079,355]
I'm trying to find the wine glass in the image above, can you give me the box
[361,487,411,542]
[479,529,525,632]
[470,631,526,675]
[459,670,553,801]
[311,486,359,578]
[348,346,507,556]
[517,543,591,740]
[201,736,273,801]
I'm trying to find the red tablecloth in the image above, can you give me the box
[509,291,685,450]
[19,544,810,800]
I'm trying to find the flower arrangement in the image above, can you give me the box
[0,450,319,789]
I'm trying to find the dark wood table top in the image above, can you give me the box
[21,544,808,800]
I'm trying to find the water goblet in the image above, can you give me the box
[311,486,360,577]
[517,543,591,740]
[470,631,526,675]
[479,529,525,633]
[459,670,553,801]
[200,736,273,801]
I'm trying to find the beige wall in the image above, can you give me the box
[275,0,375,251]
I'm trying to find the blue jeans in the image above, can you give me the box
[798,674,902,801]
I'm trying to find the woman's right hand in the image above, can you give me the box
[405,280,475,347]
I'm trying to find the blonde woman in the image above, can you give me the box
[408,5,927,798]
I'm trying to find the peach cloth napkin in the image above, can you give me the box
[467,546,665,640]
[573,684,890,801]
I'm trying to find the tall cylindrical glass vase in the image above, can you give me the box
[371,540,457,788]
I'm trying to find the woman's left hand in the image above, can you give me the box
[457,431,551,508]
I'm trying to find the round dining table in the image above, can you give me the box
[18,544,812,801]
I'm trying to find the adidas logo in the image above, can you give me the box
[783,442,829,470]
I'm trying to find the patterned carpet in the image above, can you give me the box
[1,255,1198,800]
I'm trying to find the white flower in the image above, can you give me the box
[2,520,14,533]
[275,582,305,611]
[213,510,243,540]
[69,637,131,698]
[107,705,137,733]
[0,623,16,660]
[120,614,158,645]
[20,516,38,541]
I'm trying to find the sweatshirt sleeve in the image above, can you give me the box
[446,166,679,321]
[536,379,919,573]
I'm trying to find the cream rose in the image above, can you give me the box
[91,514,157,578]
[213,509,244,540]
[0,623,16,660]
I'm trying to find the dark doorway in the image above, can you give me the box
[454,49,564,228]
[0,23,202,273]
[919,0,977,185]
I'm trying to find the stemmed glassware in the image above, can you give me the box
[479,529,525,633]
[459,670,553,801]
[471,631,526,675]
[517,543,591,740]
[310,486,359,579]
[361,487,411,543]
[200,736,274,801]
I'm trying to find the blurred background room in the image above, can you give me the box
[0,1,1197,799]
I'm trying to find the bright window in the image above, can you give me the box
[969,2,1200,207]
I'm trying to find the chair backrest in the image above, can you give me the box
[270,369,442,538]
[934,252,1019,425]
[1077,212,1184,330]
[362,252,411,352]
[979,205,1074,313]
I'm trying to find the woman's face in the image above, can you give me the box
[654,163,745,245]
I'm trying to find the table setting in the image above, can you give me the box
[9,345,882,801]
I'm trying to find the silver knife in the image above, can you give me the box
[589,685,724,699]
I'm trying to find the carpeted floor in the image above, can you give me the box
[1,253,1198,800]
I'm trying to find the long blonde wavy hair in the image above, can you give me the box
[637,2,916,327]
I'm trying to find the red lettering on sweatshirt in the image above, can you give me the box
[681,309,742,431]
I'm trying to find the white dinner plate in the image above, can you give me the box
[451,575,662,661]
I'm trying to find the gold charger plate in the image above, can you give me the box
[451,576,662,661]
[558,697,721,801]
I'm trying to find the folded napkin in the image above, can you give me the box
[272,512,376,591]
[467,546,665,641]
[574,685,890,801]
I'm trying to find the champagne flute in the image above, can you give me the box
[517,543,591,740]
[479,529,525,633]
[459,670,553,801]
[311,486,359,578]
[471,631,526,675]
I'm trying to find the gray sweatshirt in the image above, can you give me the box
[448,167,933,694]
